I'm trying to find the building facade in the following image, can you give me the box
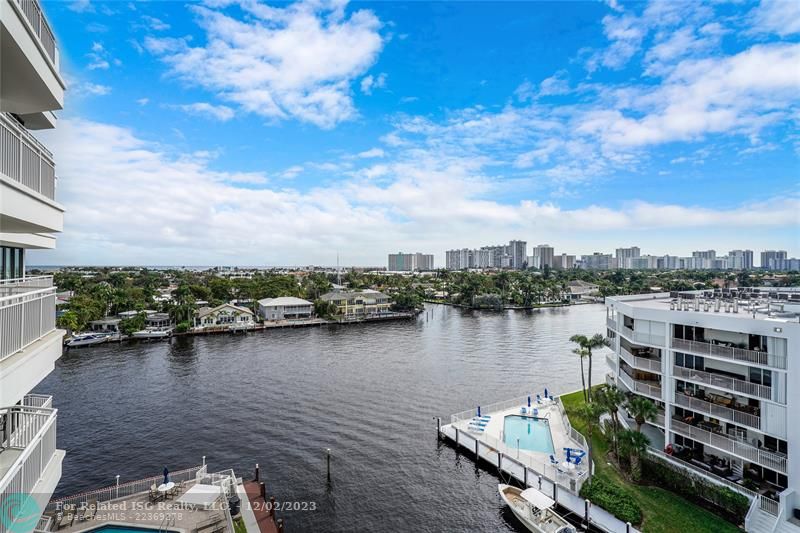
[605,288,800,531]
[445,241,526,270]
[530,244,554,269]
[580,252,613,270]
[729,250,754,270]
[320,289,391,318]
[193,304,255,330]
[0,0,67,526]
[387,252,434,271]
[615,247,641,269]
[257,296,313,321]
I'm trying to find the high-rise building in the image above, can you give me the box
[605,288,799,530]
[762,250,789,270]
[553,254,575,270]
[508,240,527,269]
[729,250,754,270]
[580,252,613,270]
[388,252,434,271]
[691,250,717,269]
[615,247,641,269]
[1,0,66,524]
[531,244,555,269]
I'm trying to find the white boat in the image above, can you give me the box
[498,484,576,533]
[66,332,111,347]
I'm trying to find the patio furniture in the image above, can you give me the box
[149,483,163,502]
[158,481,176,499]
[56,506,75,529]
[79,499,97,521]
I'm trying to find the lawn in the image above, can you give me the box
[560,389,742,533]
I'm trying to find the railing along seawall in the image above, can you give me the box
[0,286,56,362]
[0,113,56,200]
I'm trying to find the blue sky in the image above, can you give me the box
[30,0,800,266]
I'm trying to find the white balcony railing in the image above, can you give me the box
[13,0,57,64]
[670,418,787,474]
[0,276,54,297]
[0,403,58,533]
[619,347,661,373]
[672,337,785,370]
[619,324,665,346]
[635,380,662,400]
[674,392,761,430]
[0,113,56,200]
[606,317,617,330]
[0,286,56,362]
[672,365,772,401]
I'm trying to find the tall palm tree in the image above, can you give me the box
[570,333,608,402]
[619,429,650,481]
[572,347,590,402]
[627,396,657,432]
[577,401,606,483]
[596,385,626,459]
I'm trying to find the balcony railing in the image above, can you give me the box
[0,276,54,297]
[0,113,56,200]
[13,0,57,64]
[606,317,617,330]
[674,392,761,430]
[670,418,786,474]
[0,403,58,533]
[618,369,663,400]
[672,365,772,401]
[672,337,785,370]
[0,286,56,362]
[619,347,661,373]
[619,324,665,346]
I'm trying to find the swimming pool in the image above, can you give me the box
[82,526,173,533]
[503,415,555,454]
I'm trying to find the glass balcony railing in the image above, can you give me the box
[0,114,56,200]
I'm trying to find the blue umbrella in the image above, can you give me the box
[527,395,531,407]
[163,466,169,485]
[477,406,481,417]
[544,387,549,398]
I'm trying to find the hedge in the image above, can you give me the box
[642,455,750,523]
[579,476,643,525]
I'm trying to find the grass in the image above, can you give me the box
[561,388,742,533]
[233,516,247,533]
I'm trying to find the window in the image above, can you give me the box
[0,246,24,280]
[750,367,772,387]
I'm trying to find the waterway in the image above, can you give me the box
[38,303,610,532]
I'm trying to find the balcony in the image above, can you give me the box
[1,0,64,115]
[618,368,663,400]
[674,391,761,430]
[0,282,56,362]
[0,400,61,530]
[672,337,785,370]
[619,324,665,346]
[606,316,617,330]
[619,346,661,373]
[670,418,786,474]
[673,365,772,401]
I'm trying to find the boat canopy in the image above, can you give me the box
[520,488,555,509]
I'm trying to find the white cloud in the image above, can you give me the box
[748,0,800,37]
[86,42,118,70]
[174,102,235,121]
[280,165,304,179]
[71,81,112,96]
[360,72,387,95]
[142,15,170,31]
[145,0,384,129]
[136,98,150,106]
[356,148,385,158]
[68,0,93,13]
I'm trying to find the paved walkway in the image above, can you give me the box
[243,481,279,533]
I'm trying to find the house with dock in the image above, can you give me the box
[258,296,314,321]
[320,289,392,318]
[193,303,255,331]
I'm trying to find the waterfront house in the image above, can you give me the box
[89,318,121,333]
[567,280,599,300]
[320,289,392,318]
[0,0,67,526]
[258,296,314,321]
[193,303,255,330]
[145,312,172,329]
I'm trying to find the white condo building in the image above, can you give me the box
[1,0,66,530]
[605,288,800,532]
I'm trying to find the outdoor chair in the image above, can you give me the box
[149,484,162,502]
[82,500,97,521]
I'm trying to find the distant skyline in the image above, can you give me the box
[28,0,800,266]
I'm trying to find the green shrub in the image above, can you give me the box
[175,320,190,333]
[579,476,643,525]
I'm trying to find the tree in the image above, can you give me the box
[595,385,626,459]
[627,396,658,432]
[119,312,146,336]
[56,311,79,334]
[618,429,650,481]
[569,333,608,402]
[572,347,590,402]
[577,401,606,483]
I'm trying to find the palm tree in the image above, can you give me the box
[627,396,657,432]
[619,429,650,481]
[572,347,590,402]
[596,385,626,459]
[577,401,606,483]
[570,333,608,402]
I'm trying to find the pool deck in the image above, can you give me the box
[440,394,641,533]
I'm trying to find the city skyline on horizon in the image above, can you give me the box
[24,0,800,267]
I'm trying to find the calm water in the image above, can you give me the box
[37,303,609,532]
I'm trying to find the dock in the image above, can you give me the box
[439,393,640,533]
[243,481,279,533]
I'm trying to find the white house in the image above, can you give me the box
[258,296,314,321]
[193,303,255,330]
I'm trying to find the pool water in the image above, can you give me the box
[85,527,169,533]
[503,415,556,454]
